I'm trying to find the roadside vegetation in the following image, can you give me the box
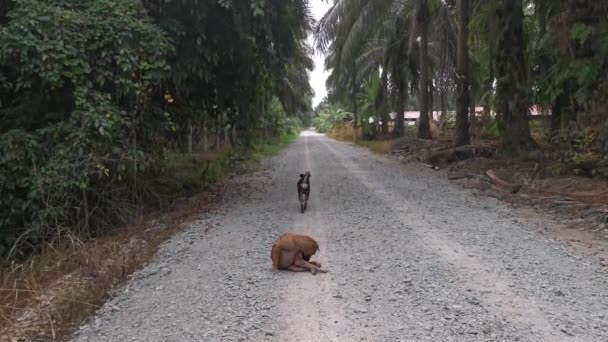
[0,0,311,339]
[0,0,313,258]
[312,0,608,178]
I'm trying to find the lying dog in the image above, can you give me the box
[297,171,311,213]
[271,232,327,275]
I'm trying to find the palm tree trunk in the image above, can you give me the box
[417,0,432,140]
[351,70,358,144]
[389,60,407,137]
[231,124,238,146]
[381,105,389,136]
[469,86,477,136]
[394,85,406,137]
[455,0,471,146]
[429,81,434,116]
[481,53,494,128]
[187,121,193,153]
[352,105,358,144]
[494,0,535,151]
[551,81,576,137]
[223,112,229,146]
[439,89,448,133]
[202,121,208,152]
[379,67,390,136]
[215,117,221,152]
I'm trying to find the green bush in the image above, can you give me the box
[568,152,601,176]
[312,106,353,133]
[281,117,303,135]
[0,0,172,256]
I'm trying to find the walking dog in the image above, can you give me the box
[270,232,327,275]
[297,171,311,213]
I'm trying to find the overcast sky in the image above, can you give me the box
[307,1,332,108]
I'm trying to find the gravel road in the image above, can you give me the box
[73,130,608,342]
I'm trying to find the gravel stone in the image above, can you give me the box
[72,131,608,341]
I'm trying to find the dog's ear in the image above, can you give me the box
[299,173,305,178]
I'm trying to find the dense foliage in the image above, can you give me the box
[0,0,314,257]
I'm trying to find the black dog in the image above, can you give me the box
[297,171,311,213]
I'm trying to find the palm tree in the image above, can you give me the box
[455,0,471,145]
[430,3,456,133]
[357,69,381,138]
[413,0,433,139]
[493,0,535,150]
[277,42,316,117]
[388,14,411,137]
[316,0,459,141]
[357,13,413,138]
[315,0,399,142]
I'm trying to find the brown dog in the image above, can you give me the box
[270,233,328,275]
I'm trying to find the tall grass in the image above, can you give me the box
[326,123,397,154]
[328,124,362,142]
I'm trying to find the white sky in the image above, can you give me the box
[307,1,332,108]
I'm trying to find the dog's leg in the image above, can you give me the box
[271,244,282,271]
[293,255,327,274]
[309,261,322,267]
[287,265,309,272]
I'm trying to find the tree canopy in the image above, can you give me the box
[313,0,608,159]
[0,0,314,256]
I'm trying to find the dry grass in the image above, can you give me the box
[0,129,299,341]
[358,139,400,154]
[0,185,224,341]
[326,124,398,154]
[328,124,362,142]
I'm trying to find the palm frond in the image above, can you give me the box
[355,40,385,81]
[339,0,394,65]
[314,0,347,53]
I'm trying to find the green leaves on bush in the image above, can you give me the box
[312,106,353,133]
